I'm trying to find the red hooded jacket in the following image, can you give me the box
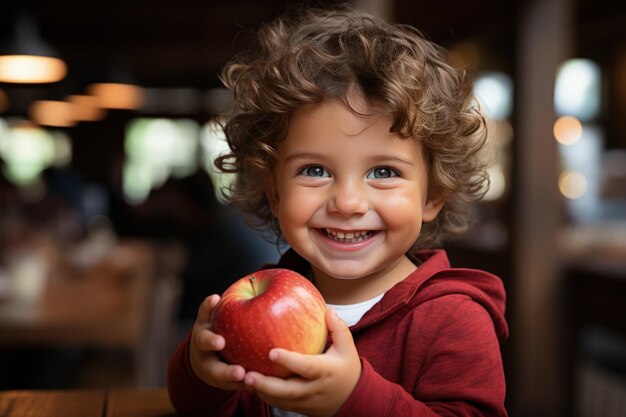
[167,249,509,416]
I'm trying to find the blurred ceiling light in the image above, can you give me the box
[87,83,145,110]
[29,100,76,127]
[553,115,583,145]
[0,13,67,84]
[0,56,67,84]
[559,170,588,200]
[554,59,601,121]
[0,89,7,113]
[67,94,106,121]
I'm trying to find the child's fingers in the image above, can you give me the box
[205,356,247,383]
[194,328,225,351]
[244,371,305,400]
[326,308,356,355]
[193,296,226,352]
[195,294,220,326]
[265,309,356,380]
[268,349,321,379]
[190,341,248,390]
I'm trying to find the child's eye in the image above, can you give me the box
[298,165,330,177]
[366,167,398,179]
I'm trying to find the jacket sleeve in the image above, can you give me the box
[334,299,507,417]
[166,332,241,417]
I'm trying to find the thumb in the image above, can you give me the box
[326,308,355,354]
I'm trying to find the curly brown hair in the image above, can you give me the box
[216,5,489,248]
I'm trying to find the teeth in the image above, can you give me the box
[324,229,371,243]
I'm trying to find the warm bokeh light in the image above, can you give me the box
[554,116,583,145]
[0,55,67,83]
[559,170,588,200]
[67,94,107,121]
[482,119,513,202]
[29,100,76,127]
[449,41,481,69]
[87,83,145,110]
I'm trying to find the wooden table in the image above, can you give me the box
[0,388,176,417]
[0,241,154,348]
[0,240,182,388]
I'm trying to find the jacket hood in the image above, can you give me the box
[393,250,508,340]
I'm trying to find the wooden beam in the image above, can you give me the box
[512,0,574,415]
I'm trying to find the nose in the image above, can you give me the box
[328,180,369,216]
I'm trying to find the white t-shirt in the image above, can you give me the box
[326,293,385,327]
[272,293,385,417]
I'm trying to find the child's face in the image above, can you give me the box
[265,99,443,284]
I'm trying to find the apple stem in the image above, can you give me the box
[249,275,257,296]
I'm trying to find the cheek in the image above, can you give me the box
[277,191,322,248]
[278,189,322,223]
[377,191,424,228]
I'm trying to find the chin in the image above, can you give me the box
[315,261,375,280]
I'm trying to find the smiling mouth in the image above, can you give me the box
[323,228,374,243]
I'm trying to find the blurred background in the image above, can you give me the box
[0,0,625,416]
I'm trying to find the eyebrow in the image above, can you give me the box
[283,152,415,166]
[283,152,328,163]
[370,155,415,166]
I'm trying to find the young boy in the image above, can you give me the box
[167,6,508,417]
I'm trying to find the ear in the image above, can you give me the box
[422,191,445,223]
[263,174,280,217]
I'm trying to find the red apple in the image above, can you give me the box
[209,268,328,378]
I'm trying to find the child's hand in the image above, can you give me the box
[243,308,361,417]
[189,294,248,391]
